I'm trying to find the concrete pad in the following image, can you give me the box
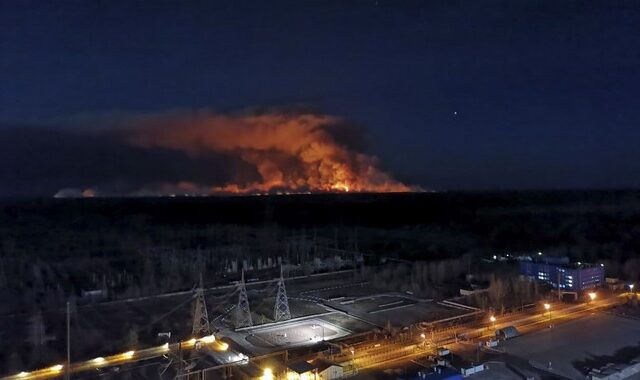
[502,313,640,379]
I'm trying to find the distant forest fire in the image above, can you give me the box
[125,111,415,195]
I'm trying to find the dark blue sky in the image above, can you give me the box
[1,0,640,193]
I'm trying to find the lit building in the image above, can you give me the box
[286,359,342,380]
[520,260,604,291]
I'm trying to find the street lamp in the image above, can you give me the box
[262,368,274,380]
[543,303,551,326]
[630,284,635,293]
[588,292,597,302]
[489,315,496,329]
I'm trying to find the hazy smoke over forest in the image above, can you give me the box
[0,109,416,197]
[124,111,413,195]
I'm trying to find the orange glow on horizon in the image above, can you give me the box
[126,112,417,195]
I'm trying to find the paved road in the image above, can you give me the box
[0,337,234,380]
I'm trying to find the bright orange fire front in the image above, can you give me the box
[126,111,415,195]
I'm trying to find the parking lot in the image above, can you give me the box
[502,313,640,379]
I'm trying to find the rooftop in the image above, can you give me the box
[287,359,341,374]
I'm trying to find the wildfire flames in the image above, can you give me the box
[125,111,414,195]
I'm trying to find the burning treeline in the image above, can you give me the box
[124,111,413,195]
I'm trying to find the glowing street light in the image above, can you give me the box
[49,364,64,373]
[16,372,28,378]
[543,303,551,326]
[630,284,635,293]
[490,315,496,329]
[92,357,106,365]
[419,333,426,348]
[588,292,597,301]
[122,350,135,359]
[262,368,274,380]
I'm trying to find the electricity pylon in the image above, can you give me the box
[235,270,253,328]
[192,273,211,336]
[273,265,291,322]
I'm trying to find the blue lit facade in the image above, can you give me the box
[520,261,604,291]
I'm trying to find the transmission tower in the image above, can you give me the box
[192,273,211,337]
[273,265,291,322]
[235,270,253,328]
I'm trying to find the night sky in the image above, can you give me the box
[1,0,640,196]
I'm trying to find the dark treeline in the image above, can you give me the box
[0,190,639,313]
[2,189,639,255]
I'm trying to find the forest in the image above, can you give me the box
[1,190,639,314]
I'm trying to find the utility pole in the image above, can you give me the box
[66,301,70,380]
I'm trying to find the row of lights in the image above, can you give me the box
[11,334,221,379]
[15,363,64,378]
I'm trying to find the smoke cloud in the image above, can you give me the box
[0,109,417,197]
[124,110,414,194]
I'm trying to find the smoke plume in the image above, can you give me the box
[124,110,413,194]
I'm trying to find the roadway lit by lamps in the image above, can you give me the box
[10,337,239,380]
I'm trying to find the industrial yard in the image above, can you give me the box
[1,193,640,379]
